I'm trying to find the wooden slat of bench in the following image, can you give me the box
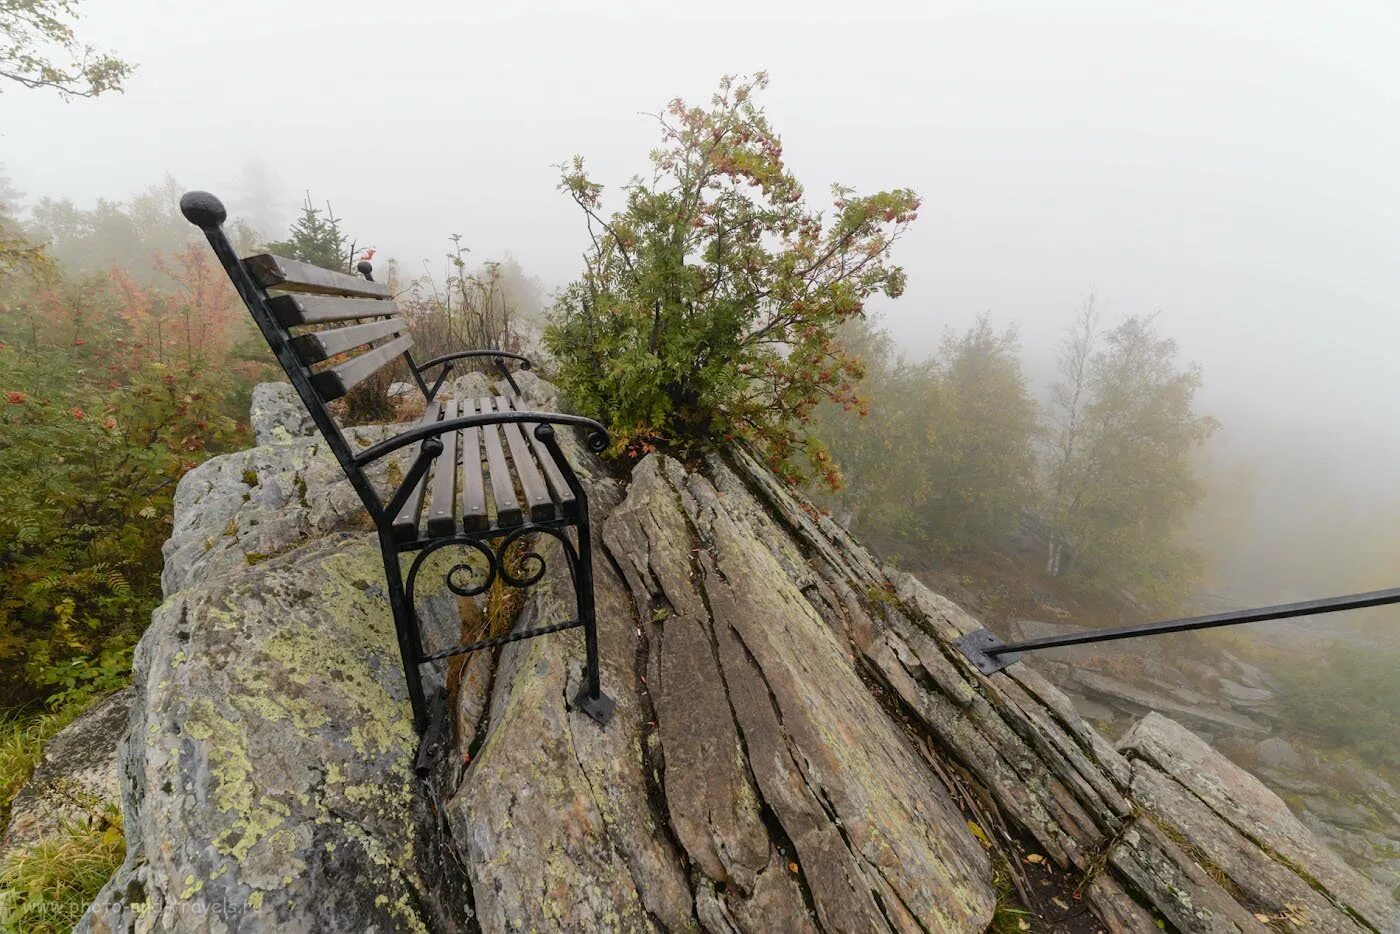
[426,399,460,537]
[479,397,522,528]
[459,398,489,532]
[308,334,413,400]
[269,294,398,327]
[391,400,443,542]
[507,395,578,518]
[290,318,406,364]
[244,254,391,299]
[493,396,554,522]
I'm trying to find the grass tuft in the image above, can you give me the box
[0,800,124,933]
[0,712,65,831]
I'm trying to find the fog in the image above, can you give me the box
[6,0,1400,609]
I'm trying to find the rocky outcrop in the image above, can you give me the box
[1119,713,1394,932]
[1001,617,1400,893]
[79,377,1398,932]
[443,454,995,932]
[434,442,1396,932]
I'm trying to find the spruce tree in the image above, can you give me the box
[264,193,349,271]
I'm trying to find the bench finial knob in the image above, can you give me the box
[180,191,227,229]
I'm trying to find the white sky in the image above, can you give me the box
[5,0,1400,601]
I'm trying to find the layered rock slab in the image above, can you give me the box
[605,456,995,931]
[443,451,997,933]
[1120,713,1398,933]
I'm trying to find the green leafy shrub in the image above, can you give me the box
[0,345,241,706]
[545,73,919,484]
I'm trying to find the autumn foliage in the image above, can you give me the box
[0,223,266,709]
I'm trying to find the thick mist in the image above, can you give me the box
[6,0,1399,616]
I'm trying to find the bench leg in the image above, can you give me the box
[378,528,430,735]
[571,509,615,726]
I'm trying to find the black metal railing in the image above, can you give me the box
[954,585,1400,674]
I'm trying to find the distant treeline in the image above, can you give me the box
[813,303,1217,609]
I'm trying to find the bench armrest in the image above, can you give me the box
[354,410,609,466]
[415,350,532,372]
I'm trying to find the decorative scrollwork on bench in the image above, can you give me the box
[403,527,583,624]
[497,525,580,589]
[406,537,497,599]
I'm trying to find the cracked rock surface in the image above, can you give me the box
[76,378,1397,932]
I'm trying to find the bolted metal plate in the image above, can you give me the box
[574,687,616,726]
[954,629,1023,675]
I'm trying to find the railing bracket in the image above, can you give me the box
[573,685,616,726]
[955,629,1022,675]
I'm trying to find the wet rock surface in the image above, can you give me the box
[76,378,1398,931]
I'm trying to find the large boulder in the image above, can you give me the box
[81,533,465,933]
[160,426,409,596]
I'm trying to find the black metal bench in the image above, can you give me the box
[180,190,615,767]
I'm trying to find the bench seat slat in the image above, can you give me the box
[309,334,413,400]
[426,399,460,537]
[494,396,555,522]
[392,400,443,542]
[507,395,578,518]
[459,399,489,532]
[244,254,391,299]
[480,399,522,528]
[291,318,406,364]
[269,294,398,327]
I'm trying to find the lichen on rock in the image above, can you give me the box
[80,530,464,931]
[249,383,315,447]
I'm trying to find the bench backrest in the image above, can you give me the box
[180,190,409,514]
[247,254,409,400]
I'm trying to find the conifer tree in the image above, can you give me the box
[264,193,351,272]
